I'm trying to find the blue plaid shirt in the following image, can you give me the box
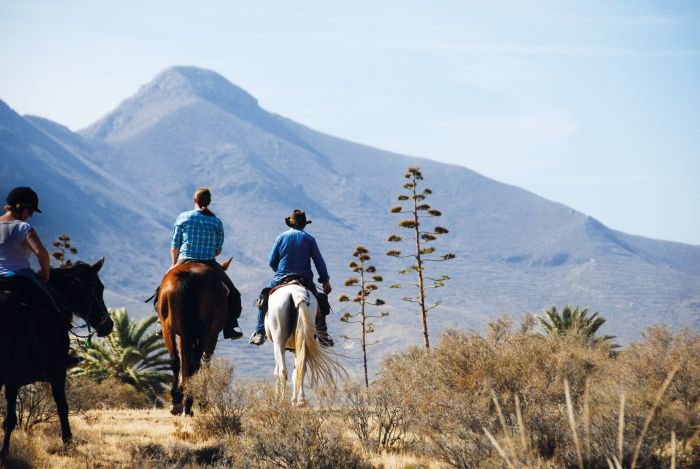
[171,209,224,260]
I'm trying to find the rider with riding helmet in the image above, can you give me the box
[249,209,334,347]
[170,187,243,340]
[0,186,80,368]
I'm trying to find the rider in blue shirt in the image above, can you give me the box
[249,209,334,346]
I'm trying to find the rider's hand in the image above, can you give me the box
[322,280,332,294]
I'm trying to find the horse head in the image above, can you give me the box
[49,257,114,337]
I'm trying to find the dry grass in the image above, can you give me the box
[1,409,203,468]
[2,321,698,468]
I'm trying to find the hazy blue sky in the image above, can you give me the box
[1,0,698,244]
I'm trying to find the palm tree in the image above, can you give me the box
[72,308,170,403]
[539,305,619,352]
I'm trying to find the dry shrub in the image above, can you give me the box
[0,430,43,469]
[342,380,412,452]
[0,383,57,432]
[374,317,700,468]
[186,358,245,438]
[238,386,370,469]
[67,375,152,410]
[130,441,228,467]
[0,376,151,436]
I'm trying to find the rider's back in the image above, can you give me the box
[0,220,31,275]
[271,229,324,282]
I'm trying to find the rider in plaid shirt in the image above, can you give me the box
[170,187,243,340]
[171,210,224,260]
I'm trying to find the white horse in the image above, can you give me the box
[265,283,341,405]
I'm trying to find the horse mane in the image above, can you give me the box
[49,261,91,278]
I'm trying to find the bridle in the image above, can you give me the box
[53,267,110,346]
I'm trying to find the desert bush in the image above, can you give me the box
[342,380,412,452]
[67,375,152,410]
[186,358,245,438]
[373,317,700,468]
[239,387,369,469]
[130,441,228,467]
[0,429,43,469]
[0,383,69,432]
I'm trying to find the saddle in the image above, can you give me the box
[0,276,71,327]
[255,274,331,317]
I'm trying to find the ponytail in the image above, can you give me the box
[194,187,216,217]
[4,204,22,217]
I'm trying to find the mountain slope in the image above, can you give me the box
[2,66,698,377]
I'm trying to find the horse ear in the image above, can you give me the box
[91,256,105,273]
[220,257,233,271]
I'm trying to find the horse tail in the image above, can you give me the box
[292,287,342,390]
[174,270,203,375]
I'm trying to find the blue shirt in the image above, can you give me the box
[171,209,224,261]
[269,228,329,284]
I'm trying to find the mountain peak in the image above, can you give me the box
[145,66,258,109]
[81,66,260,140]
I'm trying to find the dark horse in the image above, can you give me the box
[0,259,113,457]
[156,258,233,416]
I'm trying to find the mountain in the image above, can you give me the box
[2,66,698,378]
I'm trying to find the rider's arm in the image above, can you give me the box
[309,238,331,293]
[171,218,183,265]
[268,235,282,272]
[171,247,180,266]
[25,228,50,282]
[214,219,224,258]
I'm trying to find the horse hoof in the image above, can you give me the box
[294,400,307,408]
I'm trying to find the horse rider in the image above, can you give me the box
[170,187,243,340]
[249,209,334,347]
[0,186,81,368]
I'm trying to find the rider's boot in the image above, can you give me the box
[249,309,267,345]
[315,311,334,347]
[223,317,243,340]
[223,288,243,340]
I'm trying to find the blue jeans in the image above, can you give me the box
[254,277,317,334]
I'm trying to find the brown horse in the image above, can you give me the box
[156,258,234,416]
[0,259,114,457]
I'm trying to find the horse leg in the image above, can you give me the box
[273,342,287,398]
[177,335,195,417]
[49,371,72,445]
[163,326,183,416]
[291,365,298,403]
[1,385,19,457]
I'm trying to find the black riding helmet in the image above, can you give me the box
[6,186,42,213]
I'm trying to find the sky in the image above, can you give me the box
[1,0,699,245]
